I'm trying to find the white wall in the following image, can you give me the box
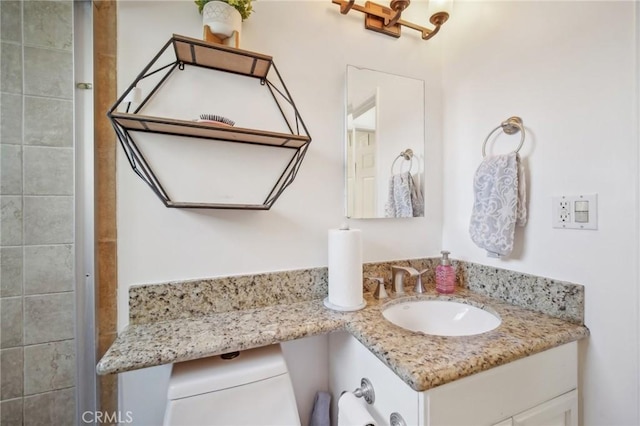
[116,0,444,325]
[441,2,639,425]
[116,1,443,424]
[116,2,640,425]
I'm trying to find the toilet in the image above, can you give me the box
[163,344,301,426]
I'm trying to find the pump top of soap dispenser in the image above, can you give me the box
[440,250,451,266]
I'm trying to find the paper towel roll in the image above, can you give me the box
[337,392,377,426]
[326,227,364,311]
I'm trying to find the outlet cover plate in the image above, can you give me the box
[552,194,598,230]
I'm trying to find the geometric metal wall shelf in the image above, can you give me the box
[108,34,312,210]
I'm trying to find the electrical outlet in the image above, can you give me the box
[552,194,598,230]
[558,199,570,223]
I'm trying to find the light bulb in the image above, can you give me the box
[428,0,452,15]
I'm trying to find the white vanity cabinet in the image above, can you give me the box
[495,390,578,426]
[329,332,578,426]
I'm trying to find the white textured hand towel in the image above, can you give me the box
[469,152,527,257]
[384,172,424,218]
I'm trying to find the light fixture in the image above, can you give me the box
[331,0,450,40]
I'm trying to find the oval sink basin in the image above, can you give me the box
[382,300,501,337]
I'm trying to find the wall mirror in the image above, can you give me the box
[345,65,425,219]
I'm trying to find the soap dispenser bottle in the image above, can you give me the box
[435,250,456,294]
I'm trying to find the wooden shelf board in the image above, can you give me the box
[172,34,272,78]
[110,113,309,149]
[166,201,271,210]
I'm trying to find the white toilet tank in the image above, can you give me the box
[163,344,301,426]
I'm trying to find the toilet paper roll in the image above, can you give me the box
[326,228,364,311]
[337,392,377,426]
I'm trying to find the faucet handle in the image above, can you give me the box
[365,277,388,299]
[414,268,430,294]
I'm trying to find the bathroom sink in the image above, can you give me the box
[382,300,501,337]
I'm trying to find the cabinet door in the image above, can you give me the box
[425,342,577,426]
[512,390,577,426]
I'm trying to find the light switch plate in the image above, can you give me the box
[552,194,598,230]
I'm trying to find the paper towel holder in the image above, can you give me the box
[352,378,375,404]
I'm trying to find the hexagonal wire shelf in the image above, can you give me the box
[108,34,311,210]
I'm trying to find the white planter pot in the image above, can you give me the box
[202,1,242,39]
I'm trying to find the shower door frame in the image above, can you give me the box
[74,0,97,422]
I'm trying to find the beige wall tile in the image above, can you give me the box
[23,340,75,395]
[0,1,22,43]
[1,93,23,145]
[24,292,74,345]
[1,196,23,246]
[24,1,72,51]
[1,144,22,194]
[0,297,22,348]
[23,196,73,245]
[24,146,73,195]
[24,47,72,99]
[24,387,75,426]
[0,398,23,426]
[1,247,23,297]
[0,347,23,399]
[24,96,73,147]
[0,2,78,424]
[24,245,73,294]
[1,42,22,94]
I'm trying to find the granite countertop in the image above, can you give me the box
[97,287,589,392]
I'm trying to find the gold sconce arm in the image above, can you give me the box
[339,0,356,14]
[384,0,410,27]
[331,0,450,40]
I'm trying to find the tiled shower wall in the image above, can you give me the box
[1,1,76,424]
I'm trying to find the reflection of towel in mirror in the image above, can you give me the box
[469,152,527,258]
[385,172,424,218]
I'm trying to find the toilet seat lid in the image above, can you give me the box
[168,344,289,400]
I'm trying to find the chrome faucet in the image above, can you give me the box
[391,266,419,295]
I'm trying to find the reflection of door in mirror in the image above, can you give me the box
[348,129,376,217]
[345,65,425,219]
[347,94,377,218]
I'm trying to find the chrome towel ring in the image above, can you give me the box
[482,116,525,157]
[391,149,414,174]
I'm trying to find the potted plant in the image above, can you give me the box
[195,0,252,20]
[195,0,253,39]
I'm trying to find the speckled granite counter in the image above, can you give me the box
[97,271,589,392]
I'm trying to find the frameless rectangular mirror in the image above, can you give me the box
[345,65,425,219]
